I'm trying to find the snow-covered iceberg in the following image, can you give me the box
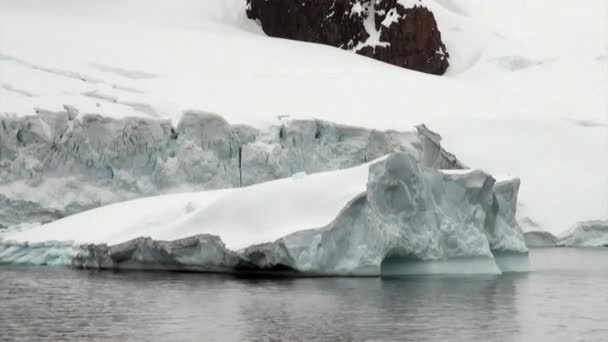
[0,152,529,276]
[557,221,608,247]
[237,153,528,275]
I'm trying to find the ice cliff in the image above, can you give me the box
[0,153,529,276]
[0,110,462,228]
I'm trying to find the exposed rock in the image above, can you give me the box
[246,0,371,50]
[524,231,557,247]
[360,0,449,74]
[246,0,449,74]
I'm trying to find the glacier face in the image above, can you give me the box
[22,152,530,276]
[0,110,462,227]
[557,221,608,247]
[0,108,530,276]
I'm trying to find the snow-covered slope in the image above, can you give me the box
[0,0,607,235]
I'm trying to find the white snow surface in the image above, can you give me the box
[2,160,373,249]
[0,0,607,235]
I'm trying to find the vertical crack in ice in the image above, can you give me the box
[238,145,243,187]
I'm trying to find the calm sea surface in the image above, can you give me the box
[1,248,607,341]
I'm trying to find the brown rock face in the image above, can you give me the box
[246,0,449,75]
[246,0,371,49]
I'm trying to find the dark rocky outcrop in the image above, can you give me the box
[246,0,449,74]
[362,0,449,74]
[246,0,371,50]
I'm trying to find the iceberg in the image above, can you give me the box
[0,152,529,276]
[557,221,608,247]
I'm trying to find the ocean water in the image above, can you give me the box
[1,248,607,341]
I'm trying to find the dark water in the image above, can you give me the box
[1,248,608,342]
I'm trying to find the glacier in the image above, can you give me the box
[0,152,529,276]
[0,110,461,228]
[0,0,604,277]
[0,0,606,238]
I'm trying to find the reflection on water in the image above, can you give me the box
[1,248,607,341]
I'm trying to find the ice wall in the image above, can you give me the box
[0,110,463,227]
